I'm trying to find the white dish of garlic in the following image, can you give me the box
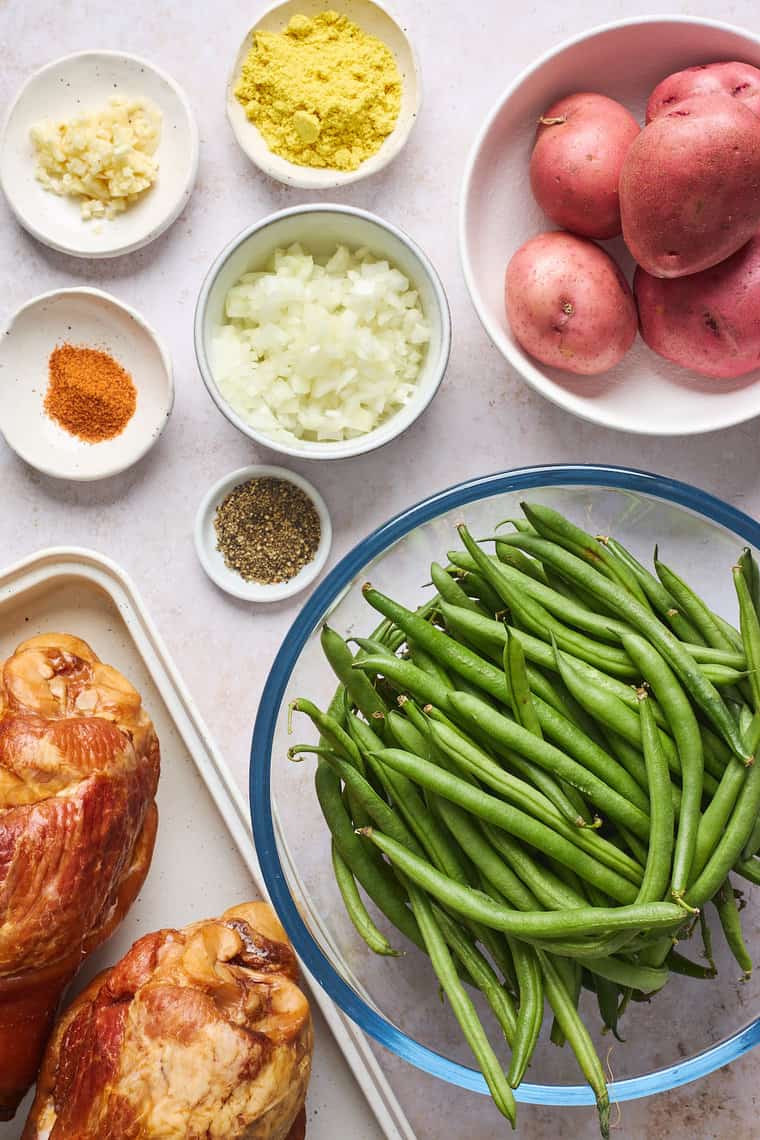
[0,51,199,259]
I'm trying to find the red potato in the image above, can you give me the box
[530,92,640,239]
[619,94,760,278]
[505,231,637,375]
[635,234,760,379]
[647,61,760,122]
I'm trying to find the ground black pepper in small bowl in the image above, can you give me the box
[213,476,322,584]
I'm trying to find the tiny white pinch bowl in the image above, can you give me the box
[195,465,333,602]
[226,0,421,189]
[194,203,451,460]
[0,287,174,481]
[0,50,199,258]
[460,15,760,437]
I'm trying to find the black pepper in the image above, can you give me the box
[214,476,322,585]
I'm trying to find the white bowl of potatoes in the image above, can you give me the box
[460,16,760,437]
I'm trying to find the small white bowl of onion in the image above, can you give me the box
[194,204,451,460]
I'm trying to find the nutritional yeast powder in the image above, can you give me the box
[45,343,137,443]
[214,476,321,584]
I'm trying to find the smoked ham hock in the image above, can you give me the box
[23,902,313,1140]
[0,634,160,1117]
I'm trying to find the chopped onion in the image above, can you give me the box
[212,243,431,443]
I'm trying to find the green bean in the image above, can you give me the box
[550,956,581,1047]
[734,565,760,714]
[654,556,736,652]
[359,714,474,883]
[636,693,675,904]
[362,585,512,700]
[323,749,426,857]
[601,728,649,792]
[701,723,736,780]
[714,880,752,978]
[495,527,748,760]
[507,940,543,1087]
[735,856,760,885]
[700,663,752,686]
[451,545,636,677]
[432,904,519,1044]
[442,703,601,831]
[683,644,747,667]
[521,500,653,611]
[434,797,540,911]
[314,762,423,950]
[441,602,676,730]
[405,882,517,1127]
[604,536,705,644]
[481,825,588,911]
[355,651,451,708]
[291,697,366,774]
[431,561,487,616]
[366,659,588,832]
[692,760,747,880]
[505,629,542,737]
[360,591,649,824]
[353,636,399,661]
[321,625,388,726]
[460,570,505,616]
[292,697,374,827]
[371,745,640,901]
[361,827,684,936]
[742,814,760,862]
[426,717,585,834]
[408,639,454,691]
[617,826,650,868]
[495,540,550,583]
[349,712,519,988]
[457,538,630,645]
[686,749,760,908]
[666,949,716,979]
[739,546,760,617]
[579,955,668,993]
[711,609,745,654]
[538,950,611,1138]
[620,632,703,900]
[447,691,651,840]
[593,974,624,1041]
[331,841,401,956]
[551,645,662,810]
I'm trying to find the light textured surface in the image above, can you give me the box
[1,1,760,1136]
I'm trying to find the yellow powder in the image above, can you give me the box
[234,10,402,171]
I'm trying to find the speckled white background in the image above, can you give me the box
[2,1,760,1136]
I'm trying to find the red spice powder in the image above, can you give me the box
[45,343,137,443]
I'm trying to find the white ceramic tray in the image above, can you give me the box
[0,547,416,1140]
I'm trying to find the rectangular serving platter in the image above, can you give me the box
[0,547,416,1140]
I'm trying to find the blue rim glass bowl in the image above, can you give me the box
[251,465,760,1107]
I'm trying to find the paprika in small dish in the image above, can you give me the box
[0,287,173,481]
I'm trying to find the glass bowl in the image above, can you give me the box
[251,464,760,1108]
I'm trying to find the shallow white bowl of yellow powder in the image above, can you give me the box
[227,0,421,189]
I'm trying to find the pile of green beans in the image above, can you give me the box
[289,502,760,1136]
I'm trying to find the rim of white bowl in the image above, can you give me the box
[225,0,422,189]
[0,49,200,259]
[194,464,333,601]
[458,14,760,437]
[0,286,174,481]
[193,202,452,460]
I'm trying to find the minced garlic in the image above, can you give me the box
[234,11,402,171]
[30,96,162,220]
